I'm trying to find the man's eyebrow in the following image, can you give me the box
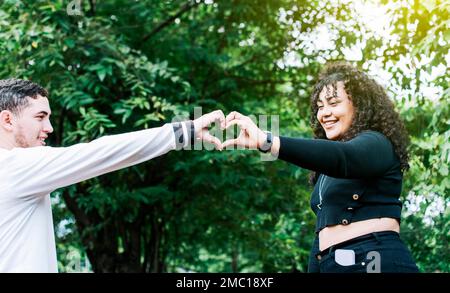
[35,111,51,116]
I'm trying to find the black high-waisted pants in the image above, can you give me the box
[308,231,419,273]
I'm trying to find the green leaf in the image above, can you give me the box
[97,69,106,82]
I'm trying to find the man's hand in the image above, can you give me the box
[193,110,226,150]
[222,111,267,150]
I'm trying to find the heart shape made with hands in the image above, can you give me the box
[195,111,266,151]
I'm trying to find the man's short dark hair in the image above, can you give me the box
[0,79,48,115]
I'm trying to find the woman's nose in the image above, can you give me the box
[322,105,332,116]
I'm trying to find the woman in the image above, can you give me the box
[222,62,419,273]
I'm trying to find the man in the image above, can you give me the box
[0,78,224,273]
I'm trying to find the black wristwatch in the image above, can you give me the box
[258,131,273,153]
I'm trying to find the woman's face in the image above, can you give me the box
[316,81,354,140]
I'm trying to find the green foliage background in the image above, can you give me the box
[0,0,448,272]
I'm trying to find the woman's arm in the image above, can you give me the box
[222,111,397,179]
[275,131,397,178]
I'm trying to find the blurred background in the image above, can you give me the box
[0,0,448,272]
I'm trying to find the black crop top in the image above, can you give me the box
[278,130,403,233]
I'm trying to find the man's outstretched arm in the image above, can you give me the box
[1,110,225,198]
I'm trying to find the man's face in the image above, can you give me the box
[12,95,53,148]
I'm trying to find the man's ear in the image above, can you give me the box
[0,110,14,132]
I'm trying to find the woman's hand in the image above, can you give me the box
[221,111,267,150]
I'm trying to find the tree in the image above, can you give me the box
[0,0,447,272]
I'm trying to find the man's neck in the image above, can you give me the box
[0,137,16,150]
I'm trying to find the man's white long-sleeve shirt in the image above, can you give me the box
[0,124,178,273]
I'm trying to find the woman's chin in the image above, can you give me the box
[325,130,341,140]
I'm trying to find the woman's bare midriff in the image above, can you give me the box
[318,217,400,251]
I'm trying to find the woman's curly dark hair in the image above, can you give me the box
[309,62,410,183]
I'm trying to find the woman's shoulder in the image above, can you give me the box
[354,130,400,159]
[356,130,389,141]
[352,130,401,169]
[353,130,394,150]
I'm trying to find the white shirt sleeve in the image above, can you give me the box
[1,123,176,198]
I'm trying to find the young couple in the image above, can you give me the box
[0,63,418,272]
